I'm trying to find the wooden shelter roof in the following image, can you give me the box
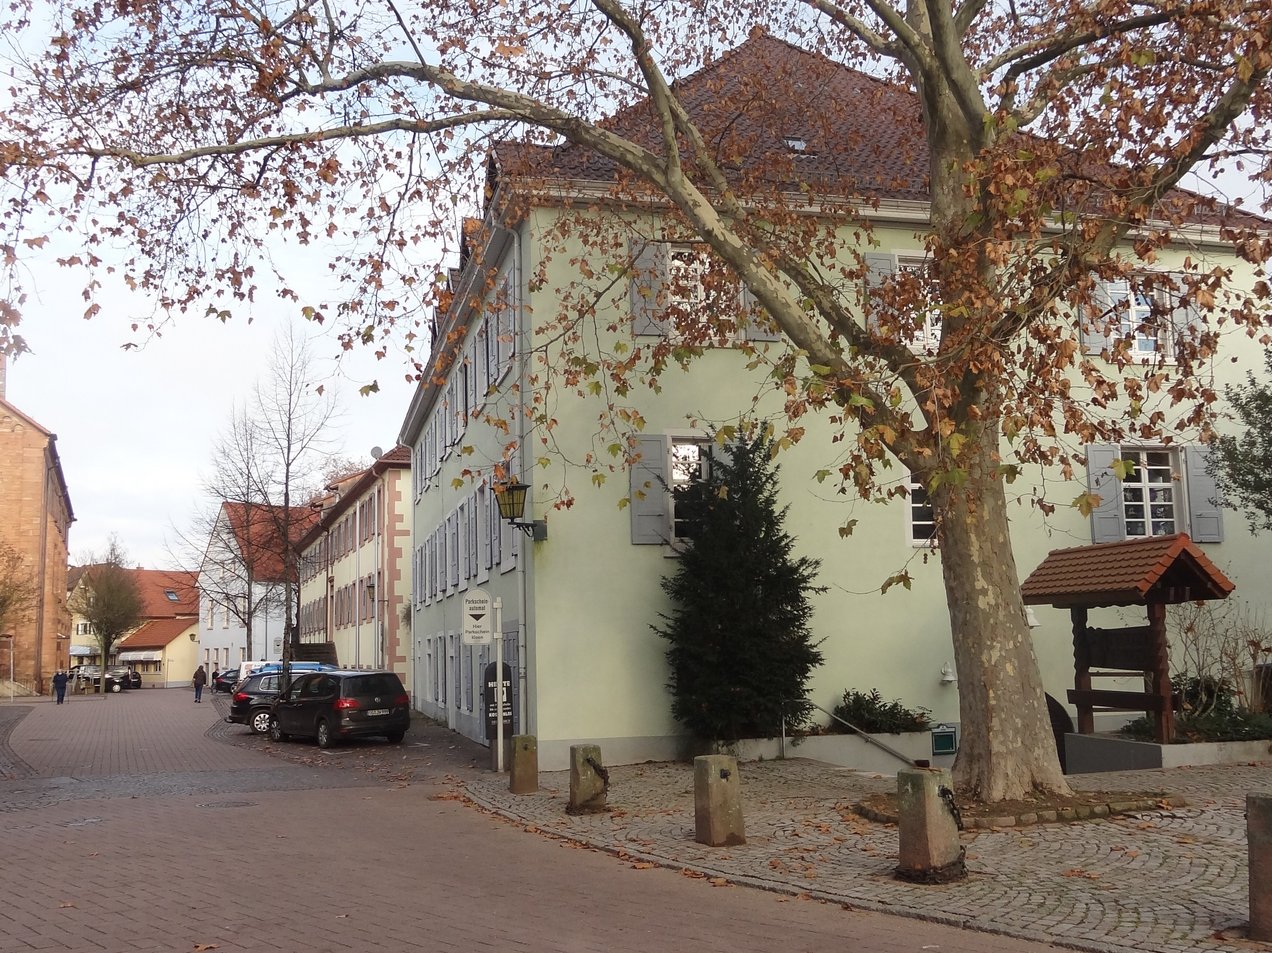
[1020,534,1235,609]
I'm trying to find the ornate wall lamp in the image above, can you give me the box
[495,483,548,541]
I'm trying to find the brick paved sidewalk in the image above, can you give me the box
[466,757,1272,953]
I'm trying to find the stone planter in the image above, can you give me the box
[1065,732,1272,774]
[724,731,953,773]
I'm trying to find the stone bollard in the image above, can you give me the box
[568,744,609,814]
[694,755,746,847]
[895,766,965,883]
[509,734,538,795]
[1250,794,1272,940]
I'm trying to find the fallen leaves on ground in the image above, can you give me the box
[630,861,655,869]
[1062,868,1100,879]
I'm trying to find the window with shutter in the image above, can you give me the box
[1086,444,1224,543]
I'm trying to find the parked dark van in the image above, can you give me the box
[269,671,410,749]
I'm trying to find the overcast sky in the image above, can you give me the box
[7,267,422,571]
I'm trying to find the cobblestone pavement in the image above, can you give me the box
[0,690,1059,953]
[466,757,1272,953]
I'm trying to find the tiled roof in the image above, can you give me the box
[130,568,199,618]
[222,501,319,583]
[494,31,1267,230]
[1021,534,1235,609]
[117,617,196,651]
[496,32,927,203]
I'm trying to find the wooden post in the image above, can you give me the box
[1147,602,1173,743]
[1071,607,1093,734]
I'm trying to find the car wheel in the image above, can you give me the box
[269,717,289,742]
[250,709,272,734]
[386,731,405,744]
[316,719,334,749]
[109,681,122,693]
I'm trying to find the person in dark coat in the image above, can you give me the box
[192,666,207,703]
[52,670,69,704]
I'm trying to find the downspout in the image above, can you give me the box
[511,219,531,735]
[35,442,53,691]
[354,497,362,668]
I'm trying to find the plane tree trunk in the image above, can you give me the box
[932,423,1072,801]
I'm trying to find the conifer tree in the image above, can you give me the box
[655,433,824,742]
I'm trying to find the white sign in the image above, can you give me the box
[272,637,282,651]
[462,588,493,645]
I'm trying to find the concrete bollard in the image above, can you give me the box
[509,734,538,795]
[568,744,609,814]
[895,766,965,883]
[694,755,746,847]
[1250,794,1272,940]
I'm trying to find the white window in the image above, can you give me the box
[669,436,710,543]
[908,476,937,545]
[1106,280,1161,359]
[666,247,740,344]
[897,256,942,351]
[1119,448,1178,537]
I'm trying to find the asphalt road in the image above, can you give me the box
[0,689,1061,953]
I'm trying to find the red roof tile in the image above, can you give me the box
[222,502,319,583]
[130,569,199,618]
[117,617,196,650]
[1021,534,1235,609]
[495,32,1267,230]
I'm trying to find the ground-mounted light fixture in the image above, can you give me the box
[496,482,548,541]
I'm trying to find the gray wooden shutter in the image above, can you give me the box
[741,285,782,342]
[630,241,670,336]
[1086,444,1125,543]
[630,434,669,544]
[863,252,896,336]
[1082,281,1114,356]
[1184,445,1224,543]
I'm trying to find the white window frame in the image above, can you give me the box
[666,246,742,345]
[668,432,711,546]
[896,255,942,352]
[906,474,938,546]
[1117,446,1180,538]
[1105,279,1164,361]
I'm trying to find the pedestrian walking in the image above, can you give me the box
[52,670,68,704]
[192,666,207,703]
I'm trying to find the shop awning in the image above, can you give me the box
[117,650,163,662]
[69,645,94,657]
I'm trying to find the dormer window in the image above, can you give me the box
[783,136,809,154]
[165,590,179,602]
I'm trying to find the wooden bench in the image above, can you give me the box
[1066,689,1180,712]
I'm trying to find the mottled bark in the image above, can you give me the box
[933,425,1072,801]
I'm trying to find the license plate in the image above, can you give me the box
[367,709,389,717]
